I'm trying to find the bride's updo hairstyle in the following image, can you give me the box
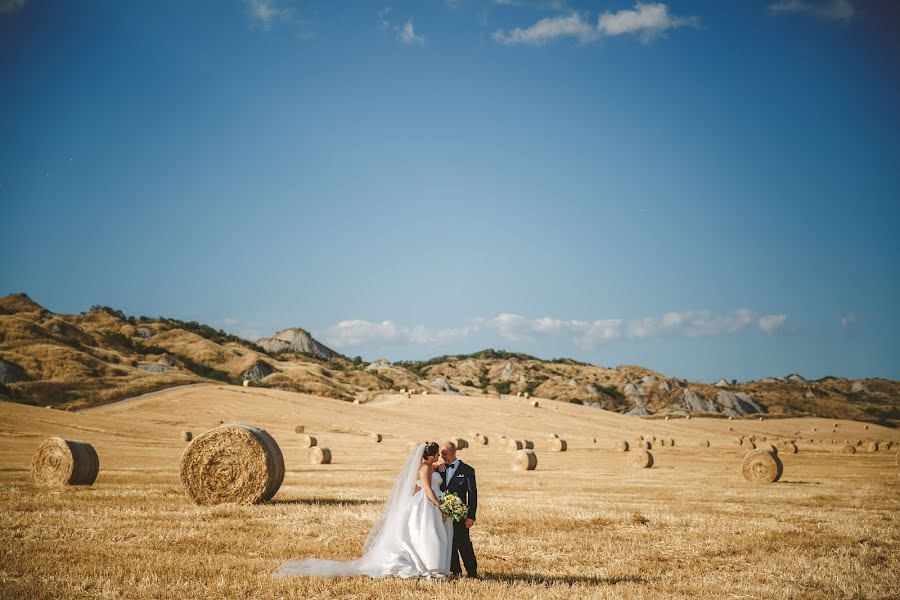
[422,442,440,459]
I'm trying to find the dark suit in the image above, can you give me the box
[440,460,478,577]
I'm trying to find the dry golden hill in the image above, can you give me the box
[1,292,898,426]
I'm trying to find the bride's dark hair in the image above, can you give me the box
[422,442,440,458]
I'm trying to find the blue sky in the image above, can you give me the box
[1,1,898,382]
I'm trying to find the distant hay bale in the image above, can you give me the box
[639,440,652,450]
[524,392,531,399]
[728,427,734,431]
[308,446,332,464]
[627,449,654,469]
[179,424,284,505]
[658,439,667,447]
[549,438,567,452]
[698,440,710,448]
[833,423,839,428]
[473,434,489,445]
[864,425,869,429]
[742,449,783,483]
[516,392,522,397]
[299,434,317,448]
[758,417,763,421]
[31,437,99,487]
[294,425,305,434]
[512,449,538,471]
[686,415,691,420]
[761,444,779,456]
[530,400,539,408]
[216,420,225,426]
[734,437,743,446]
[523,440,534,449]
[616,440,629,452]
[449,437,469,450]
[865,441,879,452]
[666,438,675,447]
[744,441,757,450]
[181,431,192,442]
[748,435,757,443]
[547,433,559,439]
[778,441,798,454]
[842,444,856,455]
[760,436,767,442]
[728,416,734,420]
[242,380,251,387]
[665,416,670,421]
[370,433,382,443]
[506,439,524,451]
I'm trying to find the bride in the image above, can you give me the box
[273,441,454,579]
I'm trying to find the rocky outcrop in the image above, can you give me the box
[714,378,730,388]
[500,362,517,381]
[715,391,765,416]
[136,363,168,373]
[0,359,28,384]
[626,406,653,416]
[365,358,391,371]
[623,382,639,396]
[658,381,672,393]
[135,327,152,339]
[851,382,869,393]
[786,373,808,384]
[157,355,176,367]
[255,328,337,360]
[242,360,274,382]
[680,389,718,413]
[567,378,578,387]
[641,375,658,385]
[430,377,459,394]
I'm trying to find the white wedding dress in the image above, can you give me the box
[273,443,453,579]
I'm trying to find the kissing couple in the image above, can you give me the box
[274,440,479,580]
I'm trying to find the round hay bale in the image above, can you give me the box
[728,416,734,420]
[308,446,332,465]
[181,431,193,442]
[742,449,783,483]
[512,449,538,471]
[530,400,540,408]
[686,414,691,420]
[658,438,667,447]
[665,416,670,421]
[506,439,524,451]
[31,437,99,487]
[179,424,284,505]
[298,434,317,448]
[294,425,305,434]
[734,437,743,445]
[616,440,629,452]
[855,440,863,447]
[667,438,675,447]
[761,444,779,455]
[639,440,652,450]
[242,379,251,387]
[549,438,567,452]
[865,441,878,452]
[748,435,757,443]
[370,433,382,443]
[524,392,530,399]
[523,439,535,449]
[864,425,869,429]
[728,426,734,431]
[547,433,559,439]
[627,449,654,469]
[448,437,468,450]
[744,441,757,450]
[778,441,798,454]
[698,440,710,448]
[842,444,856,454]
[216,420,225,426]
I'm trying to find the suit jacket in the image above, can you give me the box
[440,460,477,521]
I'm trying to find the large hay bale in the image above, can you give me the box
[627,449,654,469]
[299,434,317,448]
[448,437,469,450]
[761,444,779,456]
[742,449,783,483]
[530,400,540,408]
[181,431,193,442]
[549,438,567,452]
[523,440,535,449]
[294,425,305,434]
[778,441,798,454]
[616,440,629,452]
[698,440,710,448]
[473,434,489,445]
[639,440,652,450]
[370,433,382,443]
[865,441,879,452]
[506,439,524,451]
[242,379,251,387]
[308,446,332,464]
[666,438,675,447]
[179,424,284,505]
[31,437,99,487]
[842,444,856,455]
[512,449,538,471]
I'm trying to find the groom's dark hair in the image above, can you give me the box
[423,442,440,458]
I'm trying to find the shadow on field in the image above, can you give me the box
[778,480,820,485]
[271,497,380,506]
[484,573,648,586]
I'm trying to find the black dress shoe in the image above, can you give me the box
[466,574,481,580]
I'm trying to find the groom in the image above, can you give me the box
[438,441,478,579]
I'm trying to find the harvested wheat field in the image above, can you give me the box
[1,384,899,599]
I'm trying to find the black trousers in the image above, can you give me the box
[451,520,478,576]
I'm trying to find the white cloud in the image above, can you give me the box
[321,320,475,348]
[492,3,697,46]
[485,313,623,349]
[758,314,787,334]
[492,12,597,45]
[767,0,854,21]
[0,0,28,14]
[627,309,757,339]
[597,2,699,43]
[840,312,858,327]
[223,317,241,327]
[244,0,293,30]
[398,18,426,45]
[377,6,392,29]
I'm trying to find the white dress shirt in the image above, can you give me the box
[445,459,460,483]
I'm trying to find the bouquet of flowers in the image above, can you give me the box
[439,492,468,522]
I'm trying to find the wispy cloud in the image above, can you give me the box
[223,317,241,327]
[399,18,426,45]
[377,6,392,29]
[767,0,855,21]
[492,0,568,11]
[320,308,789,349]
[244,0,292,30]
[493,3,698,46]
[840,312,858,327]
[0,0,28,14]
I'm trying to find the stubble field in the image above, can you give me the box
[1,384,898,599]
